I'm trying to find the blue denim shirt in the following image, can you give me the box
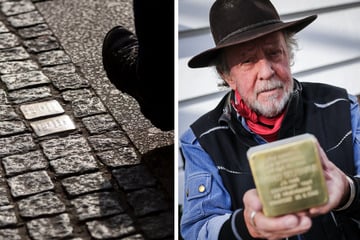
[180,94,360,240]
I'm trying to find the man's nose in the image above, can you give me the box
[257,58,275,80]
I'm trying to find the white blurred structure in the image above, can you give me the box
[178,0,360,208]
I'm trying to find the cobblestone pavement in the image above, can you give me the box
[0,0,174,239]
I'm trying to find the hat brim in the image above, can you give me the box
[188,15,317,68]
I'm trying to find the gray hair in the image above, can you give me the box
[215,31,298,87]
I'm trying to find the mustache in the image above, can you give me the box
[255,79,284,94]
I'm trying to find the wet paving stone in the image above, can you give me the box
[0,120,27,136]
[2,150,48,176]
[0,228,22,240]
[1,70,50,90]
[0,105,20,121]
[61,172,112,197]
[7,170,54,198]
[7,86,52,104]
[0,46,30,62]
[112,164,157,191]
[1,0,36,16]
[23,35,60,53]
[17,23,53,39]
[72,97,107,118]
[40,134,91,160]
[86,214,136,239]
[70,191,125,221]
[0,205,17,227]
[49,152,98,177]
[126,188,169,217]
[0,133,36,157]
[7,11,44,28]
[0,59,39,75]
[97,147,140,167]
[36,50,71,66]
[26,213,73,240]
[87,130,130,152]
[0,32,20,49]
[17,191,66,218]
[81,114,118,134]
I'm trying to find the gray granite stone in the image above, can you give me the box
[0,105,20,121]
[51,73,90,90]
[112,165,157,191]
[0,228,22,240]
[2,150,48,176]
[126,188,169,216]
[18,23,52,39]
[0,46,30,62]
[26,213,73,240]
[0,205,17,227]
[0,120,26,136]
[36,50,71,67]
[72,97,106,118]
[0,32,20,49]
[0,21,8,33]
[70,191,124,221]
[61,88,94,102]
[0,133,36,157]
[86,214,136,239]
[17,191,66,218]
[40,134,91,160]
[23,35,59,53]
[7,170,54,198]
[87,130,130,152]
[81,114,118,134]
[138,212,174,239]
[49,153,98,177]
[7,86,52,104]
[0,184,10,206]
[0,59,39,75]
[0,89,8,104]
[7,11,44,28]
[41,63,76,78]
[1,0,36,16]
[97,147,140,168]
[61,172,112,197]
[1,70,50,90]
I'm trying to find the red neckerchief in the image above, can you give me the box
[231,90,285,142]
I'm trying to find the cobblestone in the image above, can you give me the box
[0,0,174,239]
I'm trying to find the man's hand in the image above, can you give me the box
[243,189,312,240]
[243,141,350,239]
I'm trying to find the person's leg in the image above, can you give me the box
[133,0,174,131]
[102,1,174,131]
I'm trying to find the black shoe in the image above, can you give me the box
[102,26,173,131]
[102,25,141,101]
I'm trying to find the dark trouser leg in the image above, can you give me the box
[133,0,174,131]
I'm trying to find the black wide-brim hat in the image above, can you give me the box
[188,0,317,68]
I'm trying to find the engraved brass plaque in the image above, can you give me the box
[20,99,64,120]
[247,133,328,217]
[30,115,76,137]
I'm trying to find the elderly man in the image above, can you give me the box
[180,0,360,239]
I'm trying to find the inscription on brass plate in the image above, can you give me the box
[30,114,76,137]
[247,133,328,217]
[20,99,64,120]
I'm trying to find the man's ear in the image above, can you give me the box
[222,73,236,90]
[216,68,236,90]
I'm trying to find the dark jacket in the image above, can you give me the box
[191,80,360,240]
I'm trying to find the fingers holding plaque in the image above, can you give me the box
[247,133,328,217]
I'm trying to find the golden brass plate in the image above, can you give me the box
[247,133,328,217]
[20,99,64,120]
[30,114,76,137]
